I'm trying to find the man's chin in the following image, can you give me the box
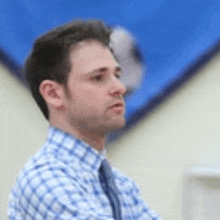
[108,119,126,132]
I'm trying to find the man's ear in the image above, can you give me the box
[39,80,65,110]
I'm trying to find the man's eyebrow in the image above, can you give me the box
[115,66,122,73]
[86,66,122,76]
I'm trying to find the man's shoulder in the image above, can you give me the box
[8,145,106,219]
[9,144,87,208]
[11,143,81,193]
[17,144,55,177]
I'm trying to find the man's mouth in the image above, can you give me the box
[109,101,124,109]
[109,101,124,114]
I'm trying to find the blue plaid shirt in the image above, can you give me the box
[8,126,161,219]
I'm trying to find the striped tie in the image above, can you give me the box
[99,159,122,220]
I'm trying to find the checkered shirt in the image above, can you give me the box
[8,126,161,219]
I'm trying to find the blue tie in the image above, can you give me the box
[99,159,122,220]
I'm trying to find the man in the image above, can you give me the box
[8,20,160,219]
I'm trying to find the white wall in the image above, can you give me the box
[1,50,220,219]
[0,63,48,219]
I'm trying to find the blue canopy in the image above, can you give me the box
[1,0,220,141]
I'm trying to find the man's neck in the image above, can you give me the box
[50,121,106,152]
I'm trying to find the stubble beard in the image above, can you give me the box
[67,111,126,136]
[64,93,126,135]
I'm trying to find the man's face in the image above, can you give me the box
[63,40,127,134]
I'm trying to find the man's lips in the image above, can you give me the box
[109,101,125,114]
[109,101,124,109]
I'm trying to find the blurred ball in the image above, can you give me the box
[110,27,145,96]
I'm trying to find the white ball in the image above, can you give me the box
[110,27,144,95]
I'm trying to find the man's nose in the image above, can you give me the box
[109,77,127,97]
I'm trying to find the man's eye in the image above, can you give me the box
[93,75,103,81]
[115,72,122,79]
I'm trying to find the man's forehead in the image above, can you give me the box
[71,39,106,52]
[69,41,120,74]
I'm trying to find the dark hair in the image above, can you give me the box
[24,19,112,120]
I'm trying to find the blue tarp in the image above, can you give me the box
[1,0,220,139]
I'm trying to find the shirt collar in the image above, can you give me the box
[46,125,106,172]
